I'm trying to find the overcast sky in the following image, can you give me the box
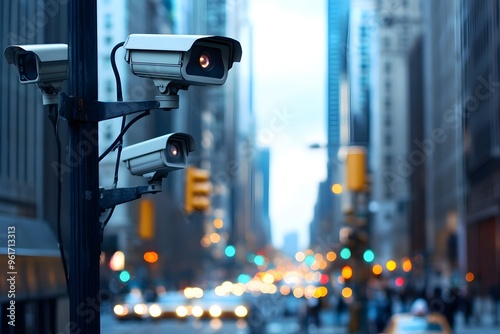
[249,0,328,250]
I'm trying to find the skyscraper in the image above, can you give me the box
[310,0,350,249]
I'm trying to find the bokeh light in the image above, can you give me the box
[326,251,337,262]
[342,287,353,298]
[386,260,397,271]
[331,183,343,194]
[465,272,475,282]
[372,264,383,276]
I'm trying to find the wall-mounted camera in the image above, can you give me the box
[123,34,242,95]
[4,44,68,105]
[122,132,195,182]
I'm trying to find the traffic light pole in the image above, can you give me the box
[68,1,101,332]
[345,147,369,334]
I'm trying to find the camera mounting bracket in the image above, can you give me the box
[98,181,162,212]
[57,92,179,122]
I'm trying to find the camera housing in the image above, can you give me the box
[123,34,242,94]
[4,44,68,105]
[122,133,195,181]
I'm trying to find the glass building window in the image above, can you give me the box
[384,61,391,73]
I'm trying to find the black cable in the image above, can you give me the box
[111,41,125,102]
[48,103,70,292]
[101,41,127,229]
[98,110,150,162]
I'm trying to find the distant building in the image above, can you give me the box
[420,0,464,280]
[0,1,69,332]
[283,232,299,259]
[310,0,350,249]
[253,148,272,250]
[457,0,500,292]
[171,0,259,282]
[369,0,421,263]
[349,0,374,147]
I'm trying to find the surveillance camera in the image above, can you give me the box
[4,43,68,105]
[122,132,195,181]
[123,34,242,94]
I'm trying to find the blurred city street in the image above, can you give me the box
[101,299,500,334]
[2,0,500,333]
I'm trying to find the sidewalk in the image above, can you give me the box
[310,309,500,334]
[453,311,499,334]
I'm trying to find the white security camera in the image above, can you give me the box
[122,132,195,181]
[123,34,242,95]
[4,44,68,105]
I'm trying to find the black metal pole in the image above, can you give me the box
[68,0,100,332]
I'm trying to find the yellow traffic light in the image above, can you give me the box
[138,199,155,239]
[185,166,212,214]
[346,146,366,192]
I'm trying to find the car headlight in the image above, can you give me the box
[176,305,188,318]
[192,305,204,318]
[209,305,222,318]
[234,305,248,318]
[149,303,162,318]
[113,304,129,317]
[134,303,148,316]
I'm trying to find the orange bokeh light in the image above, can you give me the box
[402,258,412,272]
[144,251,158,263]
[342,287,353,298]
[326,251,337,262]
[342,266,353,280]
[372,264,383,276]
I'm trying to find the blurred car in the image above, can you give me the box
[148,291,190,319]
[113,288,149,320]
[383,313,452,334]
[191,290,249,319]
[382,299,452,334]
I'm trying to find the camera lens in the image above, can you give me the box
[199,54,212,70]
[18,52,38,81]
[168,142,179,157]
[186,46,224,79]
[164,140,185,165]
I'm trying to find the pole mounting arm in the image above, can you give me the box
[99,183,162,211]
[58,92,178,122]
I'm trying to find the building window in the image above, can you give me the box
[385,135,392,146]
[385,115,392,126]
[384,61,391,73]
[383,37,390,50]
[105,14,112,29]
[106,80,113,94]
[384,155,393,167]
[385,98,391,111]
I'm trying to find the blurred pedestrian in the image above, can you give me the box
[441,286,459,330]
[463,285,474,326]
[373,288,391,333]
[306,297,322,329]
[491,280,500,326]
[335,293,347,326]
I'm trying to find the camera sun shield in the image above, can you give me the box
[122,133,195,181]
[4,43,68,104]
[123,34,242,93]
